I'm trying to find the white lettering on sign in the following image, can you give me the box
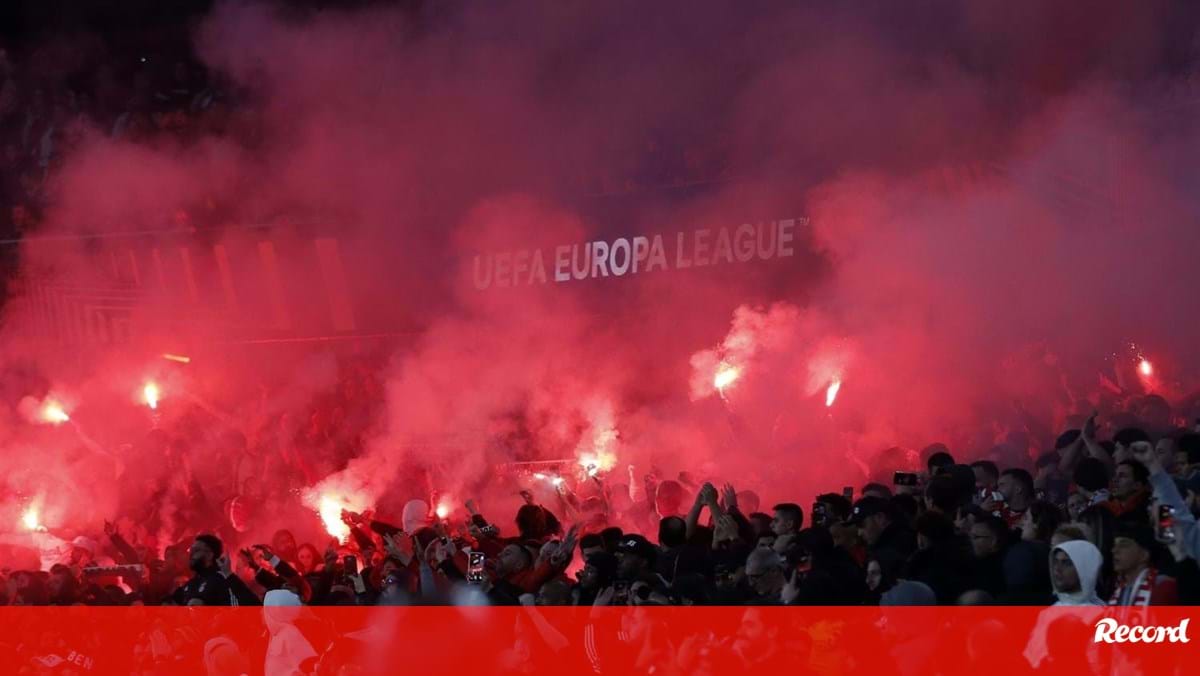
[1093,617,1190,643]
[472,218,805,290]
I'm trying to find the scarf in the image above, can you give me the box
[1104,488,1149,518]
[1109,567,1156,607]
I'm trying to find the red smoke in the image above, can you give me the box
[2,1,1199,543]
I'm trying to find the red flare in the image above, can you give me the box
[825,379,842,407]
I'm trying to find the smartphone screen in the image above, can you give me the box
[613,580,629,604]
[467,551,486,582]
[343,555,357,576]
[1156,505,1176,543]
[893,471,919,487]
[811,502,827,526]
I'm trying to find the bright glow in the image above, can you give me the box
[435,498,452,519]
[41,401,70,425]
[577,452,615,477]
[319,495,351,541]
[1139,359,1153,377]
[307,488,368,542]
[551,476,565,487]
[143,383,160,410]
[533,472,547,480]
[162,353,191,364]
[21,506,40,531]
[713,363,741,393]
[575,402,620,477]
[825,378,842,407]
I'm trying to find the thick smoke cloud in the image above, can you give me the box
[3,0,1199,537]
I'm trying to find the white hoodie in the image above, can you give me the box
[402,499,430,534]
[1050,540,1105,606]
[1024,539,1106,669]
[263,590,316,676]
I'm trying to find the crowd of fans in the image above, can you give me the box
[3,28,1200,676]
[3,381,1198,616]
[3,381,1197,672]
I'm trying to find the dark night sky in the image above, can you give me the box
[0,1,428,54]
[2,1,1198,89]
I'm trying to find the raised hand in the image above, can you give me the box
[697,482,718,507]
[713,514,738,545]
[340,509,363,526]
[722,483,738,510]
[781,568,801,604]
[553,524,581,565]
[593,586,615,607]
[429,539,450,565]
[1082,412,1098,440]
[383,533,414,565]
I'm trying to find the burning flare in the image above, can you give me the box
[143,383,160,410]
[306,484,369,542]
[713,363,741,393]
[435,498,451,519]
[825,378,842,407]
[1138,359,1153,377]
[575,401,620,476]
[577,450,616,477]
[318,494,351,541]
[21,506,40,531]
[41,401,70,425]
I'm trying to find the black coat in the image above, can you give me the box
[904,536,973,605]
[969,550,1008,598]
[869,521,917,574]
[172,567,258,606]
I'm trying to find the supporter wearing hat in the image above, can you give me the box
[1109,524,1177,605]
[615,534,668,595]
[852,496,915,574]
[615,534,657,569]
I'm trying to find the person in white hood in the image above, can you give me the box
[1024,539,1105,669]
[1049,539,1104,606]
[402,499,430,534]
[263,589,317,676]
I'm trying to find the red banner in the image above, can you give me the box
[0,606,1196,675]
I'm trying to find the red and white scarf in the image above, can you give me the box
[1109,567,1156,607]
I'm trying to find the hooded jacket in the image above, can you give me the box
[402,500,430,534]
[1050,540,1104,606]
[263,590,317,676]
[1025,540,1107,669]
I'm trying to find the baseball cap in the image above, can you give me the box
[615,534,658,565]
[1114,523,1157,553]
[850,496,890,524]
